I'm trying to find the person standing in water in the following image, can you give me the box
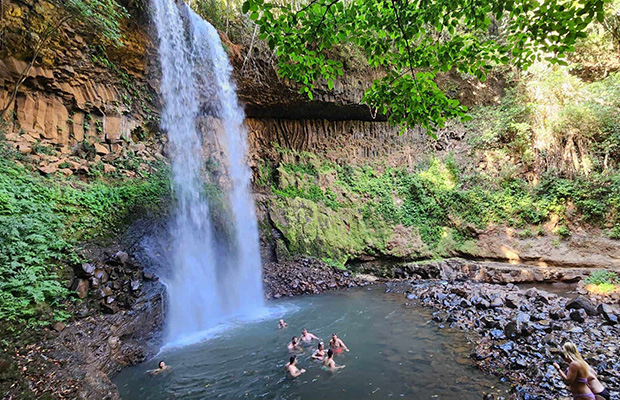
[553,342,596,400]
[312,342,325,360]
[278,319,288,329]
[329,333,349,354]
[322,349,346,371]
[285,355,306,377]
[300,328,320,343]
[287,336,303,352]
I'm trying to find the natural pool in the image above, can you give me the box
[114,286,510,399]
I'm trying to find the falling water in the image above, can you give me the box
[150,0,264,344]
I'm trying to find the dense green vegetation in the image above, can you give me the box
[585,269,620,293]
[243,0,608,131]
[0,155,170,328]
[261,146,619,263]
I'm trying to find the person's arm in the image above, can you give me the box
[339,339,349,351]
[310,333,320,341]
[553,362,568,381]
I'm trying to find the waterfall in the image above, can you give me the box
[150,0,264,344]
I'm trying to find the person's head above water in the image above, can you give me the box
[318,342,324,350]
[302,328,308,334]
[327,349,334,358]
[158,360,165,369]
[289,355,296,365]
[332,333,337,339]
[291,336,298,344]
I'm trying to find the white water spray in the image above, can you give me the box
[151,0,264,344]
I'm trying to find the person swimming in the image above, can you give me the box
[322,349,345,371]
[285,355,306,377]
[147,360,170,375]
[300,328,320,343]
[312,342,325,360]
[553,342,596,400]
[278,319,288,329]
[329,333,349,354]
[287,336,303,352]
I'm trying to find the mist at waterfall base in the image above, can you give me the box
[150,0,264,346]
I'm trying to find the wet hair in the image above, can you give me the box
[562,342,589,373]
[158,360,165,368]
[289,355,296,364]
[302,328,307,332]
[327,349,334,358]
[318,342,324,349]
[332,333,337,337]
[292,336,297,342]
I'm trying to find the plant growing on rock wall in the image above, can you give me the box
[243,0,609,132]
[0,0,129,120]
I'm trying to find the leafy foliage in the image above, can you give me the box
[585,269,619,285]
[265,151,620,260]
[0,158,169,327]
[243,0,608,131]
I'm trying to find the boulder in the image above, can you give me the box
[566,295,598,316]
[597,304,618,325]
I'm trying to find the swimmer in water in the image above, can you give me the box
[287,336,303,352]
[147,360,170,375]
[312,342,325,360]
[285,355,306,377]
[300,328,320,343]
[322,349,346,371]
[278,319,288,329]
[329,333,349,353]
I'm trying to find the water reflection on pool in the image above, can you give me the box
[114,286,509,399]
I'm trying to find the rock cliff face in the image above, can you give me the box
[0,0,164,176]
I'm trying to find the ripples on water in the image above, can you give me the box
[114,286,509,399]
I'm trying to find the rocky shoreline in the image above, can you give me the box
[397,279,620,399]
[263,257,373,299]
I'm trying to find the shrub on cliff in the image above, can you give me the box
[0,158,169,329]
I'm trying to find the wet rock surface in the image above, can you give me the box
[398,280,620,399]
[263,257,373,299]
[7,247,165,400]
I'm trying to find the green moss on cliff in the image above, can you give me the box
[261,149,620,262]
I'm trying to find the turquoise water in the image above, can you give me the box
[114,286,509,399]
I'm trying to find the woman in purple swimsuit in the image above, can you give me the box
[553,342,596,400]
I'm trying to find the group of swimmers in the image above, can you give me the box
[278,319,348,378]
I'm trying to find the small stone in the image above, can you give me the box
[597,304,618,325]
[76,263,95,278]
[568,326,584,334]
[53,322,66,332]
[550,308,567,320]
[75,279,89,299]
[130,280,141,292]
[570,309,587,323]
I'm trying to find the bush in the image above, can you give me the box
[585,270,620,286]
[0,158,169,327]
